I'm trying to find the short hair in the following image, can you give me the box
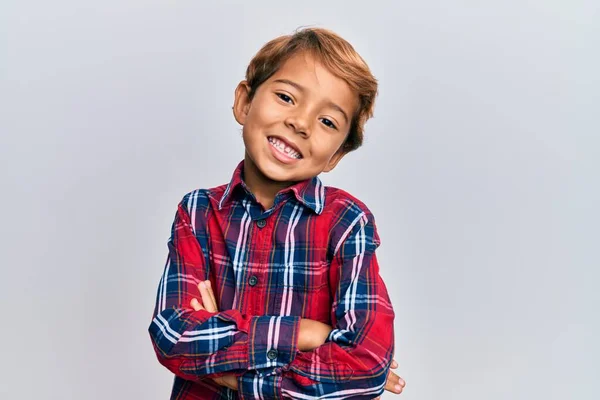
[245,27,378,154]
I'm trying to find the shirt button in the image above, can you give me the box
[248,275,258,286]
[256,219,266,228]
[267,349,278,360]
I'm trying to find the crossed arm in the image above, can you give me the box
[191,279,406,396]
[148,197,406,398]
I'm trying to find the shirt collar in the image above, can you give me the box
[217,159,326,215]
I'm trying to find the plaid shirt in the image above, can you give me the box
[149,160,395,399]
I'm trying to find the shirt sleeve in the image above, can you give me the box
[148,195,301,382]
[236,210,396,399]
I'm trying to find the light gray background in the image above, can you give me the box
[1,1,598,399]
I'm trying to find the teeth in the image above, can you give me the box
[269,137,301,159]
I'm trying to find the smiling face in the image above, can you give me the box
[233,51,359,194]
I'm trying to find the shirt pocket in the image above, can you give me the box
[281,261,331,322]
[285,260,329,293]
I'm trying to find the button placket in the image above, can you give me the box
[249,214,273,315]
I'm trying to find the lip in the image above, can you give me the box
[268,135,303,158]
[267,137,302,164]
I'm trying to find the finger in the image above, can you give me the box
[385,370,403,394]
[390,370,406,388]
[198,281,218,312]
[385,381,397,394]
[385,383,403,394]
[223,374,238,390]
[391,359,398,369]
[190,297,204,311]
[205,280,219,311]
[384,371,394,392]
[392,372,406,392]
[398,375,406,388]
[213,375,236,390]
[203,280,218,312]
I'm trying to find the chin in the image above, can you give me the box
[258,164,294,182]
[255,160,300,182]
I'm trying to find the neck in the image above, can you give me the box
[242,152,297,210]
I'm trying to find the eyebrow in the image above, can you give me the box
[273,78,349,124]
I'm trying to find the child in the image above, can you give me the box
[148,27,406,399]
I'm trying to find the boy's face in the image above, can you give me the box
[233,51,358,185]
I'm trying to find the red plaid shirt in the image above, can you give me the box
[149,160,395,399]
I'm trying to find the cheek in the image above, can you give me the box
[248,96,281,126]
[311,136,345,161]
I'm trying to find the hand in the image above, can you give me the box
[190,279,218,313]
[190,280,238,391]
[212,374,239,391]
[374,359,406,398]
[298,318,333,351]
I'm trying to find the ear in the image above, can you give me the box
[322,147,348,173]
[233,81,252,125]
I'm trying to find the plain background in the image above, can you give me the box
[1,1,598,399]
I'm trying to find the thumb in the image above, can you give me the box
[190,297,204,311]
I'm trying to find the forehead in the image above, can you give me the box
[267,51,358,113]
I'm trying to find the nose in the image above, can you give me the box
[284,110,310,138]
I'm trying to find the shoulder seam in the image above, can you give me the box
[333,211,367,256]
[182,189,209,236]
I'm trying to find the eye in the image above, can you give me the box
[276,93,294,104]
[320,118,337,130]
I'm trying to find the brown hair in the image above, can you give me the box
[245,27,378,154]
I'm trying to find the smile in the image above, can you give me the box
[268,137,302,159]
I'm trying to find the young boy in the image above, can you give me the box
[148,27,406,399]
